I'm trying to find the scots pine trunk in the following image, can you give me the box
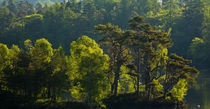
[113,62,122,96]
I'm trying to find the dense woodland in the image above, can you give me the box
[0,0,210,109]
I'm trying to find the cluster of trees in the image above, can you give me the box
[0,0,165,51]
[0,38,69,101]
[0,0,56,6]
[94,16,199,102]
[0,15,199,108]
[0,0,209,64]
[190,0,210,69]
[0,0,209,108]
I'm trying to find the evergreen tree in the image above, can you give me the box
[69,36,109,107]
[94,23,131,96]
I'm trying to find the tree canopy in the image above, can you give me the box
[0,0,209,108]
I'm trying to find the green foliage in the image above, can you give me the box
[0,6,15,35]
[31,38,53,62]
[189,0,210,70]
[0,38,70,102]
[95,23,132,96]
[170,79,188,101]
[127,16,172,98]
[69,36,109,106]
[0,0,206,107]
[24,14,43,24]
[0,43,9,65]
[118,65,135,93]
[94,15,200,103]
[0,43,9,90]
[146,0,183,30]
[190,37,205,60]
[151,79,164,97]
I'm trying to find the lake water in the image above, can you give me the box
[187,74,210,109]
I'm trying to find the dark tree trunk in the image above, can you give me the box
[136,75,140,94]
[113,46,123,96]
[47,85,51,98]
[111,83,114,94]
[136,50,141,94]
[52,87,56,102]
[145,65,152,100]
[114,64,121,96]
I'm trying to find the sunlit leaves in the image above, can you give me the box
[30,38,53,67]
[0,43,9,65]
[118,65,135,93]
[25,14,43,21]
[69,36,109,105]
[170,79,188,101]
[151,79,164,97]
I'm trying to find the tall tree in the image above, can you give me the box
[94,23,131,96]
[0,6,15,36]
[0,43,10,91]
[127,16,172,99]
[69,36,109,107]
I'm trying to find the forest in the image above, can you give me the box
[0,0,210,109]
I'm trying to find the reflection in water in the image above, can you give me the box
[187,73,210,109]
